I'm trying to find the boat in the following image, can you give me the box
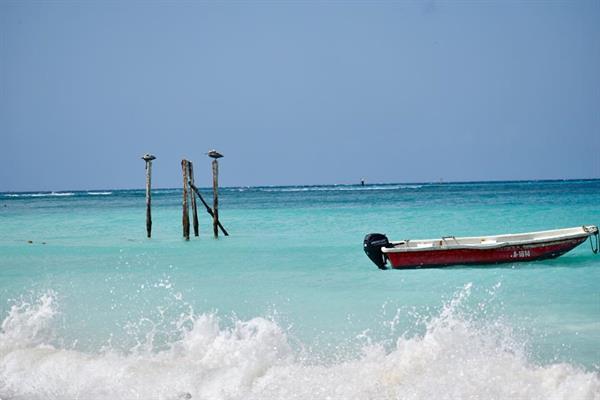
[363,225,599,269]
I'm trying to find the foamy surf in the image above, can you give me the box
[1,287,598,400]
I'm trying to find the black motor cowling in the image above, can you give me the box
[363,233,390,270]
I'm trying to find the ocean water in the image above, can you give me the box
[0,180,599,400]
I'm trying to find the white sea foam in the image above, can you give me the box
[87,192,112,196]
[0,287,598,400]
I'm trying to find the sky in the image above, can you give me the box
[1,0,599,191]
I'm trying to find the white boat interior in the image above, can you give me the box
[382,225,598,253]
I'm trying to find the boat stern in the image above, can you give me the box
[363,233,390,269]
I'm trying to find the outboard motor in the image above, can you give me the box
[363,233,390,270]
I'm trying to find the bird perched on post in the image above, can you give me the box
[206,150,223,159]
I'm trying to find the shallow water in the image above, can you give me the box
[0,180,599,399]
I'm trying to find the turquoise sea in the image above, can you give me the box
[0,180,599,399]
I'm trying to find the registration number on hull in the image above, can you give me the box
[511,250,531,258]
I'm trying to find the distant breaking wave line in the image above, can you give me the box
[257,185,422,192]
[3,192,76,198]
[87,191,112,195]
[32,192,75,197]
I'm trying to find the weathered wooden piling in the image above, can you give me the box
[142,154,156,238]
[187,161,199,236]
[207,150,223,238]
[212,160,219,238]
[189,182,229,236]
[181,159,190,240]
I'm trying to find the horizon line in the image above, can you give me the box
[1,177,599,194]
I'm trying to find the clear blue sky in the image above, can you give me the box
[1,0,599,191]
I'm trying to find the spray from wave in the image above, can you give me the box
[0,285,598,400]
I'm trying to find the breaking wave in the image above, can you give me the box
[86,192,113,196]
[256,185,422,193]
[3,192,76,198]
[0,286,598,400]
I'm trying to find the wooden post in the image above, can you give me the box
[142,154,156,238]
[188,161,199,236]
[207,150,223,238]
[212,159,219,238]
[181,159,190,240]
[189,182,229,236]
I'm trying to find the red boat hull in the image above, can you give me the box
[385,237,588,269]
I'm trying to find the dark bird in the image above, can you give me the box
[207,150,223,159]
[141,153,156,161]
